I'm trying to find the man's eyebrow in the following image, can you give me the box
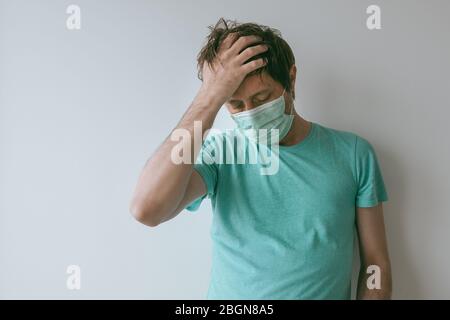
[229,88,272,103]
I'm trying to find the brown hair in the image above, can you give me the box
[197,18,296,96]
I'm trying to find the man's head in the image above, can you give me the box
[197,18,297,114]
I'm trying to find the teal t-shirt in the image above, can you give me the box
[185,121,388,299]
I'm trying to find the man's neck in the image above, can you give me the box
[279,114,311,147]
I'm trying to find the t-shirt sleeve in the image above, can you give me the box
[185,135,219,213]
[354,136,389,208]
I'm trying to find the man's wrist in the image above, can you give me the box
[194,86,224,111]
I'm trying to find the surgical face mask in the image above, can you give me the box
[230,88,294,144]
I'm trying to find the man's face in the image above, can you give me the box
[224,71,293,115]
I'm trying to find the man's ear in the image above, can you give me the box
[289,65,297,100]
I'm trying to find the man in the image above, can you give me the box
[130,18,392,300]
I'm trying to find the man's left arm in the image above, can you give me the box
[356,203,392,299]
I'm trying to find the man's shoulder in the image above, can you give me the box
[314,121,366,148]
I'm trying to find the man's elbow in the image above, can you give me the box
[129,198,165,227]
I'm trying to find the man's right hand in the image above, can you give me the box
[197,33,269,108]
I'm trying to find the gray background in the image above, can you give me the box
[1,0,449,299]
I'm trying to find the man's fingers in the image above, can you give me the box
[229,35,264,56]
[240,57,267,75]
[235,44,268,65]
[218,32,239,53]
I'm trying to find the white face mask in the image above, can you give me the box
[230,88,294,144]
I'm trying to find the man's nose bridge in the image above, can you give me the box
[244,100,255,111]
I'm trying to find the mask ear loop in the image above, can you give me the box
[282,88,295,116]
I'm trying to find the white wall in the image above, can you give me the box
[1,0,449,299]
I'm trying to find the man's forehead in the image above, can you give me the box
[231,74,274,100]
